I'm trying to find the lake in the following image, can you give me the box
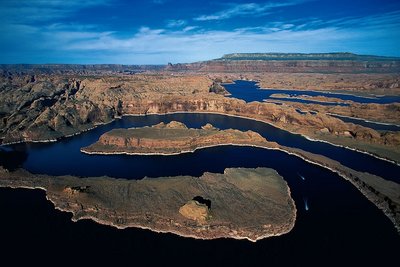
[224,80,400,104]
[5,113,399,182]
[328,113,400,131]
[1,113,399,265]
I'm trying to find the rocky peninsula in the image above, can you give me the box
[80,121,400,232]
[0,167,296,242]
[268,93,351,105]
[81,121,267,155]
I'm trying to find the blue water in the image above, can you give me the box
[1,113,399,265]
[6,114,399,182]
[224,80,400,104]
[330,114,400,131]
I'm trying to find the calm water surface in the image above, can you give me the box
[1,112,399,265]
[224,80,400,104]
[6,114,398,182]
[329,114,400,131]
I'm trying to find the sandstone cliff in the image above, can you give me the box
[81,121,268,155]
[165,53,400,73]
[1,72,399,162]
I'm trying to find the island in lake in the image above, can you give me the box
[81,121,267,155]
[0,166,296,242]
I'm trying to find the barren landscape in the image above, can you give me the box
[1,53,400,241]
[0,166,296,241]
[2,0,400,264]
[1,62,399,162]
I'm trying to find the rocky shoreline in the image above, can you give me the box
[2,128,399,235]
[0,167,296,242]
[81,121,400,234]
[1,68,399,237]
[1,119,399,236]
[81,121,269,155]
[1,73,399,163]
[81,121,400,233]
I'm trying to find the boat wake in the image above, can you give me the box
[303,197,309,211]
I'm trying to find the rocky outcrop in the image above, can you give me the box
[179,200,210,223]
[121,96,399,147]
[209,82,230,95]
[0,74,212,144]
[0,167,297,242]
[81,121,268,155]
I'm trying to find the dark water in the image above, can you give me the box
[6,114,399,182]
[1,147,399,265]
[1,114,400,265]
[1,186,398,266]
[224,80,400,104]
[330,114,400,132]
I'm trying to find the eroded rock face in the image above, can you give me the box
[179,200,210,223]
[0,74,212,144]
[156,121,188,129]
[1,71,399,162]
[165,59,400,73]
[81,121,269,155]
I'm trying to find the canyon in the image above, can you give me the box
[1,53,400,237]
[1,70,399,162]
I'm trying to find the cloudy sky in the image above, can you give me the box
[0,0,399,64]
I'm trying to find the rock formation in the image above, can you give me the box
[179,199,210,223]
[165,53,400,73]
[0,167,296,242]
[81,121,268,155]
[0,63,399,161]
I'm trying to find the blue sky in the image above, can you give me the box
[0,0,399,64]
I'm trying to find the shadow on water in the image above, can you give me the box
[0,146,28,170]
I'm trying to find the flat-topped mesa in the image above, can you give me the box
[218,52,400,61]
[165,53,400,73]
[0,167,296,242]
[81,121,270,155]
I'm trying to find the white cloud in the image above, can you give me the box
[194,1,306,21]
[56,11,400,63]
[56,26,351,61]
[166,19,187,28]
[182,26,199,32]
[1,8,399,64]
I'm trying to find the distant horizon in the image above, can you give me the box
[1,51,400,65]
[1,0,400,64]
